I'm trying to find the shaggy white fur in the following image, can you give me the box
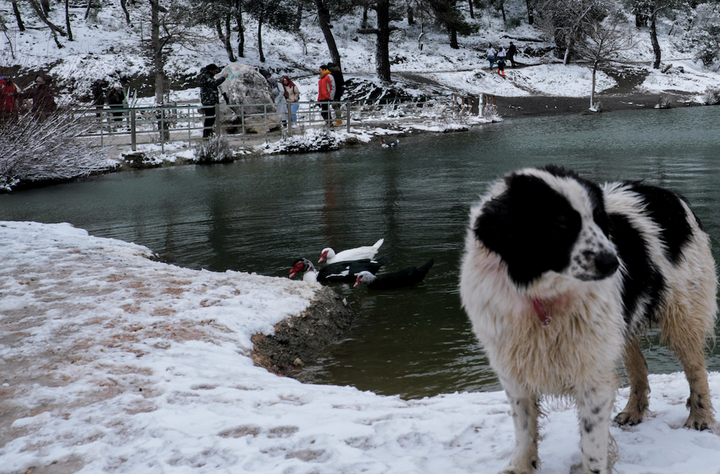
[460,167,717,474]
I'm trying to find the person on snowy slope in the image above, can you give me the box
[486,44,497,69]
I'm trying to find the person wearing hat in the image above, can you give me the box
[327,62,345,126]
[21,75,57,122]
[91,78,108,118]
[199,63,229,138]
[259,69,286,123]
[107,83,126,123]
[317,64,335,127]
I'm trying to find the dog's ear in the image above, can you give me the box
[473,174,545,252]
[473,174,582,285]
[473,192,511,252]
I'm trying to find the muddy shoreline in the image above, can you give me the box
[251,287,358,377]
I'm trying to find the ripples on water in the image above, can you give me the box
[2,106,720,399]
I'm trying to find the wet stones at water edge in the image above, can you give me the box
[251,287,357,376]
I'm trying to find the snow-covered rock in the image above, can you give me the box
[219,63,281,133]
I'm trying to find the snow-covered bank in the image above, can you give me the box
[1,221,720,473]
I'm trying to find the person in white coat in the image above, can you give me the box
[281,76,300,123]
[261,69,287,123]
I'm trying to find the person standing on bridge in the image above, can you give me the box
[199,63,228,139]
[108,83,126,124]
[281,76,300,124]
[317,64,335,127]
[328,62,345,126]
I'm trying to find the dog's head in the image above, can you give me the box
[472,166,618,287]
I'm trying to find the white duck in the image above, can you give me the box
[319,238,384,264]
[381,139,399,148]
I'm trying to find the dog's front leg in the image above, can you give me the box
[576,383,615,474]
[500,378,540,474]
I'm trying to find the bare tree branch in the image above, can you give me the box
[27,0,67,37]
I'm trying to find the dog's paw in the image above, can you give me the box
[684,413,713,431]
[499,458,538,474]
[613,410,643,427]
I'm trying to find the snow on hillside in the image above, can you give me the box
[2,1,719,105]
[2,221,720,474]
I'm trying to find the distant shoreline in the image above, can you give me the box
[495,92,703,119]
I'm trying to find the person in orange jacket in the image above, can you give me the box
[317,64,335,127]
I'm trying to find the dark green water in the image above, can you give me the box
[2,106,720,399]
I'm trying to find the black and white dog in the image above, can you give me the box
[460,166,717,474]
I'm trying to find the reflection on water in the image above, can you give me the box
[2,106,720,399]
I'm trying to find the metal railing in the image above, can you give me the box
[77,94,487,151]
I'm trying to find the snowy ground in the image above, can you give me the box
[3,4,720,472]
[2,221,720,474]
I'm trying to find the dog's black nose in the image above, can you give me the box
[595,251,619,277]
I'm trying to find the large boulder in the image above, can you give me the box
[218,63,281,133]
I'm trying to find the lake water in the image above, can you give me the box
[2,105,720,399]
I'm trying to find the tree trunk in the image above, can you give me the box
[258,16,265,63]
[120,0,132,25]
[85,0,91,20]
[468,0,474,19]
[375,0,392,83]
[151,0,169,139]
[315,0,341,69]
[362,5,368,29]
[217,18,236,62]
[449,28,458,49]
[526,0,534,25]
[235,0,244,58]
[295,2,303,31]
[408,5,414,25]
[41,0,50,15]
[151,0,164,106]
[65,0,73,41]
[11,0,25,31]
[563,44,571,65]
[500,0,506,23]
[28,0,66,36]
[650,11,661,69]
[590,62,597,109]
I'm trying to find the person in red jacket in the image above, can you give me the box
[317,64,335,127]
[0,76,20,124]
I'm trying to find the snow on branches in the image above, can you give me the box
[0,108,118,191]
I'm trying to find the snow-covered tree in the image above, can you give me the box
[682,2,720,68]
[537,0,611,64]
[243,0,298,63]
[575,9,636,109]
[0,110,117,192]
[358,0,404,83]
[629,0,688,69]
[315,0,355,69]
[424,0,478,49]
